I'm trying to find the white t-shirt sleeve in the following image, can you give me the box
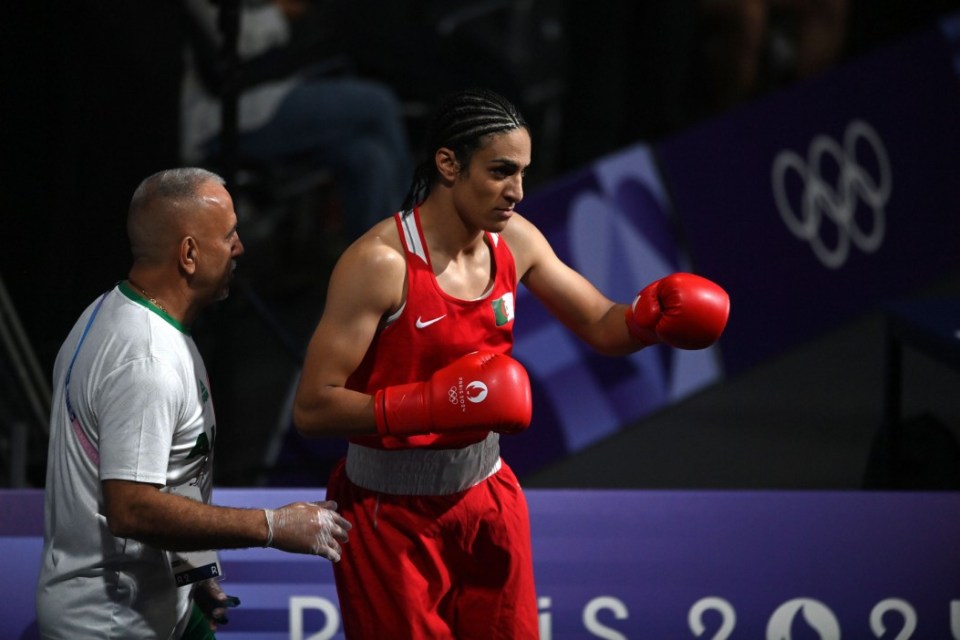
[97,356,185,486]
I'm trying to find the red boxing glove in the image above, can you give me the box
[374,352,533,437]
[626,273,730,350]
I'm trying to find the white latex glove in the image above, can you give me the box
[263,500,351,561]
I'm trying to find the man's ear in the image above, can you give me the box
[180,236,198,274]
[435,147,460,183]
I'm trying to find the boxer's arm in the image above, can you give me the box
[506,214,729,354]
[293,224,406,438]
[506,214,638,355]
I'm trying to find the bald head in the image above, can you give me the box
[127,167,226,263]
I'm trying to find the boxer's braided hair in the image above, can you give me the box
[402,87,528,211]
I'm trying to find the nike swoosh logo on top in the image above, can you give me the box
[415,314,447,329]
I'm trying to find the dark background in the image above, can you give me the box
[3,0,960,489]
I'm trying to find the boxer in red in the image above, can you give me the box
[293,87,730,639]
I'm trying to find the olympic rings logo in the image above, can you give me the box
[447,387,459,404]
[771,119,892,269]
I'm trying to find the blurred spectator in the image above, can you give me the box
[312,0,570,186]
[180,0,412,241]
[697,0,850,112]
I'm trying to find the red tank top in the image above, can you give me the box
[346,208,518,450]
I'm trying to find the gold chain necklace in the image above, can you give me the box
[128,280,167,314]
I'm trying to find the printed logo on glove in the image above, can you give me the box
[446,379,490,411]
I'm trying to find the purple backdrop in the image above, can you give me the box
[7,488,960,639]
[504,146,723,475]
[656,17,960,374]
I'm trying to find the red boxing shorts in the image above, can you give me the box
[327,458,538,639]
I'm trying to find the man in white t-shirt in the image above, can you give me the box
[35,167,351,639]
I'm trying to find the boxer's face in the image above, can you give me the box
[451,127,531,233]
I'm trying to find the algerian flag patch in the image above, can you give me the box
[492,293,515,326]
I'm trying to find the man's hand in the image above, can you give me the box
[193,578,240,631]
[263,500,352,561]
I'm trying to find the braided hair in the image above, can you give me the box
[401,87,528,211]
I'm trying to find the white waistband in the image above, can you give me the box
[345,432,501,495]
